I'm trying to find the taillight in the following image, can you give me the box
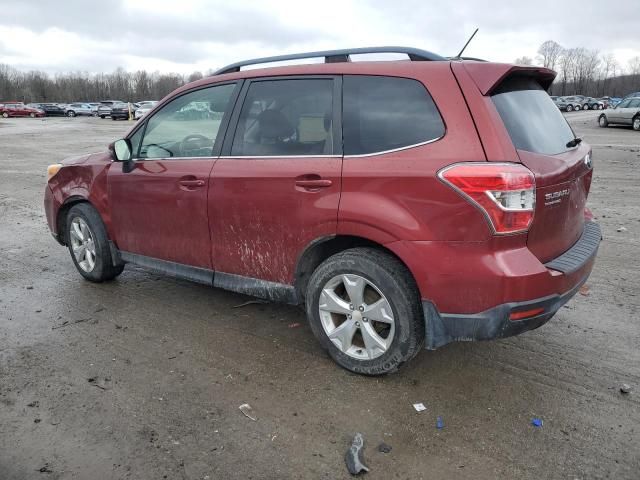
[438,162,536,235]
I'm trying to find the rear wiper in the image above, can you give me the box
[566,137,582,148]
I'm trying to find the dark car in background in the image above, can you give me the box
[27,103,66,116]
[110,102,136,120]
[583,97,604,110]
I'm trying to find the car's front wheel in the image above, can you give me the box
[633,116,640,131]
[67,111,76,117]
[306,248,424,375]
[66,203,124,282]
[599,114,609,128]
[567,104,574,112]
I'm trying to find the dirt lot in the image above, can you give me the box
[1,112,639,479]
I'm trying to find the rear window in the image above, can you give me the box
[492,77,575,155]
[343,75,444,155]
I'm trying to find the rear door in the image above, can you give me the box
[490,76,593,262]
[108,82,239,269]
[210,76,342,285]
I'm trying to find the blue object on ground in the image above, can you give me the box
[436,416,444,429]
[531,418,543,428]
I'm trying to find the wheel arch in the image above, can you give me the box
[56,196,94,245]
[294,235,419,302]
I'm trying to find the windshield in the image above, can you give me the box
[492,77,576,156]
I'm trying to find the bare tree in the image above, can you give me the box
[514,56,533,66]
[537,40,563,70]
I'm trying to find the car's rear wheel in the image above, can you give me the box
[1,112,8,118]
[633,116,640,131]
[599,114,609,128]
[67,111,76,117]
[306,248,424,375]
[567,104,574,112]
[66,203,124,282]
[29,112,36,118]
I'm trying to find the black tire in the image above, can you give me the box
[567,104,574,112]
[306,248,424,375]
[100,115,105,119]
[598,115,608,128]
[1,112,8,118]
[29,112,36,118]
[111,116,117,121]
[67,111,76,117]
[65,203,124,282]
[633,115,640,132]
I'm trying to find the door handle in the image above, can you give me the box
[295,179,332,189]
[179,179,205,187]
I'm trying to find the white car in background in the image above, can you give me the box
[134,100,158,120]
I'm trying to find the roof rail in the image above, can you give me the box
[214,46,446,75]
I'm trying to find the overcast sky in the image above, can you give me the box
[1,0,639,75]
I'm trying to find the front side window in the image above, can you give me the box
[617,99,631,109]
[628,99,640,108]
[343,75,445,155]
[231,79,335,156]
[137,83,236,159]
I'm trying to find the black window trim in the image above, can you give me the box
[219,75,343,158]
[341,73,447,158]
[126,80,243,161]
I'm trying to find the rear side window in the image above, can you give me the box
[492,77,575,155]
[343,76,444,155]
[231,79,335,156]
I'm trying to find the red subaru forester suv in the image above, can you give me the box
[44,47,600,375]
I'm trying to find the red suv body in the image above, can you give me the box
[44,48,600,374]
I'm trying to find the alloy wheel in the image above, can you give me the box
[634,118,640,131]
[318,274,395,360]
[69,217,97,272]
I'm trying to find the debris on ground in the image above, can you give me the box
[27,401,39,408]
[87,377,108,391]
[38,463,53,473]
[377,442,392,453]
[617,226,627,232]
[288,323,301,328]
[620,384,632,394]
[239,403,257,421]
[579,285,590,296]
[413,402,427,412]
[436,416,444,430]
[232,300,269,308]
[531,418,543,428]
[345,433,369,475]
[51,318,89,330]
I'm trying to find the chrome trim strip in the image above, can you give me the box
[343,136,443,158]
[218,154,342,159]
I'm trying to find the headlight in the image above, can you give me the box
[47,163,63,182]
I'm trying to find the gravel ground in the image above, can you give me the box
[0,111,639,479]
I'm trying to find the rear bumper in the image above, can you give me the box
[419,221,601,349]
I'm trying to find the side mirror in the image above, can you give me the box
[113,138,132,161]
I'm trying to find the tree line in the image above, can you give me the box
[0,65,207,103]
[2,40,640,103]
[515,40,640,97]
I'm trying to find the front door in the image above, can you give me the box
[209,77,342,284]
[108,82,239,269]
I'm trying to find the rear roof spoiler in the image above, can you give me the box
[461,62,556,95]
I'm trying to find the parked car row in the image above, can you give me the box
[0,100,159,119]
[551,95,605,112]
